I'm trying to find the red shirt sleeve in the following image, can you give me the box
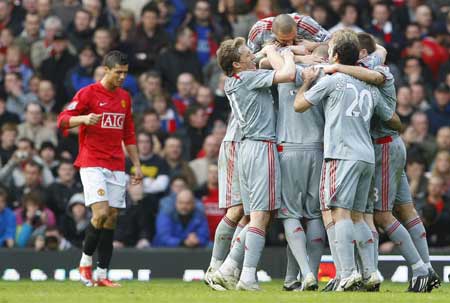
[123,93,136,145]
[57,87,91,130]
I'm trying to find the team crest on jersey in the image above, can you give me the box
[97,188,105,196]
[101,113,125,129]
[67,101,78,110]
[121,100,126,108]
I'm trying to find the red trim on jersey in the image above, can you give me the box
[329,160,337,203]
[267,142,276,211]
[226,142,236,208]
[277,144,283,152]
[320,160,326,210]
[298,19,319,35]
[249,19,273,41]
[232,74,241,80]
[382,143,390,211]
[375,136,393,144]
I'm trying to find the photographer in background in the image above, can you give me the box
[14,192,56,248]
[34,226,72,251]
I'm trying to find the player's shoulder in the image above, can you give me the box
[248,17,273,37]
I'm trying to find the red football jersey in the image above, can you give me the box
[57,82,137,171]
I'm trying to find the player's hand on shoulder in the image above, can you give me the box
[322,64,339,75]
[301,66,321,83]
[298,55,324,65]
[84,113,102,125]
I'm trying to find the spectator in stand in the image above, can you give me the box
[172,73,196,118]
[187,0,226,67]
[407,153,428,203]
[0,187,15,247]
[117,8,136,44]
[102,0,121,28]
[408,112,438,166]
[436,127,450,153]
[17,102,58,149]
[410,82,430,111]
[367,1,402,61]
[396,85,415,124]
[415,4,434,38]
[39,32,78,102]
[53,0,81,30]
[416,176,450,246]
[329,2,363,34]
[60,192,89,249]
[34,226,72,251]
[0,0,23,36]
[159,175,203,214]
[194,163,223,241]
[155,0,188,39]
[46,159,82,221]
[189,135,220,187]
[153,188,209,247]
[133,71,163,113]
[0,123,17,165]
[66,8,94,52]
[28,75,41,96]
[82,0,111,29]
[36,80,60,114]
[37,0,53,21]
[126,131,170,241]
[163,136,197,188]
[401,56,433,89]
[0,28,15,56]
[156,26,203,94]
[14,13,42,57]
[153,93,181,134]
[195,85,228,126]
[35,141,58,178]
[0,93,20,127]
[92,27,113,60]
[431,151,450,195]
[141,109,168,154]
[4,72,38,119]
[255,0,278,19]
[310,3,333,30]
[130,4,170,75]
[4,45,34,91]
[65,44,98,98]
[175,103,210,161]
[15,191,56,247]
[426,84,450,135]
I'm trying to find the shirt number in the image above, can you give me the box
[345,83,373,122]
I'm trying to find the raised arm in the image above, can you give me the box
[323,64,385,86]
[272,50,296,84]
[293,67,321,112]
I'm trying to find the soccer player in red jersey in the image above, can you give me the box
[57,51,143,287]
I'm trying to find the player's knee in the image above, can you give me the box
[92,209,109,226]
[350,211,364,223]
[226,205,244,222]
[374,211,394,228]
[250,211,271,228]
[393,203,417,222]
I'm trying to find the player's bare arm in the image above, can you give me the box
[293,66,320,112]
[272,50,296,84]
[323,64,385,86]
[125,144,143,185]
[384,112,402,132]
[66,113,103,128]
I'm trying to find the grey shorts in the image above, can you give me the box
[277,144,323,219]
[320,159,374,213]
[371,136,413,212]
[238,140,281,215]
[218,141,242,209]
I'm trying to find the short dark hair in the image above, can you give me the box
[339,2,358,17]
[17,137,34,149]
[102,50,128,68]
[58,159,73,169]
[217,37,246,77]
[141,3,159,17]
[334,40,360,65]
[25,160,42,172]
[175,26,192,42]
[357,32,376,54]
[143,108,159,118]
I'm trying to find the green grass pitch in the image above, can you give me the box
[0,280,448,303]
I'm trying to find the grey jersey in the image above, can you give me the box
[358,53,383,69]
[223,112,242,142]
[277,65,324,145]
[370,65,399,139]
[224,69,277,141]
[304,73,394,163]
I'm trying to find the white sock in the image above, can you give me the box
[96,267,107,280]
[79,253,92,267]
[240,266,256,284]
[209,257,223,270]
[219,257,238,276]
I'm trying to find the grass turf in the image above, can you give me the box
[0,280,448,303]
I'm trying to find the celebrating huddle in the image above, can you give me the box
[204,13,441,293]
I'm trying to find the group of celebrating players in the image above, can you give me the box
[203,12,442,293]
[56,9,442,292]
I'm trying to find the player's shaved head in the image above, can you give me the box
[217,37,246,76]
[273,14,296,35]
[357,32,376,54]
[312,44,329,59]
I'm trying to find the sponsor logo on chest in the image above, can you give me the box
[101,112,125,129]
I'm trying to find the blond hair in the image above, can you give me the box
[217,37,246,77]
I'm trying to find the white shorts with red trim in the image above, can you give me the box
[218,141,242,209]
[319,159,374,213]
[371,136,413,212]
[79,167,127,209]
[238,140,280,215]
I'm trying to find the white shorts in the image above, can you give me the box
[79,167,127,209]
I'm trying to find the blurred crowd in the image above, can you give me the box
[0,0,449,251]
